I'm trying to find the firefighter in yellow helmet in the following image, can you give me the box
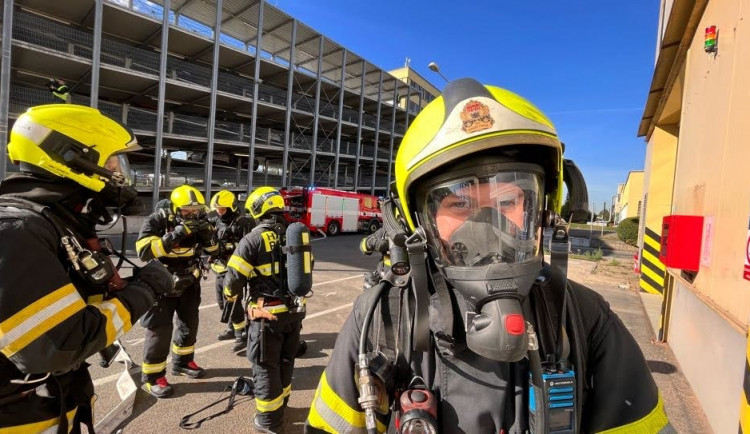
[0,104,174,432]
[208,190,255,352]
[135,184,219,398]
[306,79,672,433]
[224,186,309,433]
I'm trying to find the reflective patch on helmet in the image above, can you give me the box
[13,116,52,146]
[406,96,556,172]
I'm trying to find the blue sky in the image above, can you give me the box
[274,0,660,214]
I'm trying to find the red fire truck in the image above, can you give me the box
[280,187,382,236]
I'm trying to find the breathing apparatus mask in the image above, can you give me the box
[416,161,545,362]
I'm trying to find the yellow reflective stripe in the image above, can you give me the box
[359,237,369,253]
[643,233,661,251]
[90,298,133,346]
[255,262,280,276]
[0,406,77,434]
[223,286,238,300]
[172,344,195,356]
[307,371,386,433]
[152,239,168,257]
[598,395,670,433]
[256,393,285,413]
[283,384,292,398]
[228,255,254,277]
[641,249,665,273]
[135,236,159,254]
[87,294,104,303]
[249,301,289,314]
[203,244,219,253]
[163,247,196,258]
[232,321,246,330]
[0,283,86,358]
[383,256,391,266]
[210,262,228,273]
[142,361,167,374]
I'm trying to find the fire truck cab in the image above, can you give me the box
[280,187,382,236]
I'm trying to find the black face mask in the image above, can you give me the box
[97,184,145,223]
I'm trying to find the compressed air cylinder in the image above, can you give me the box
[285,222,313,296]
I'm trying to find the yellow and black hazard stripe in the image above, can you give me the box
[639,226,666,295]
[740,339,750,432]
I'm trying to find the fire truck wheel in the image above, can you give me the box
[368,219,380,234]
[326,220,340,236]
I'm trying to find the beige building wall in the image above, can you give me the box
[617,171,644,222]
[388,66,439,112]
[646,0,750,431]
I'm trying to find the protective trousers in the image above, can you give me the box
[141,279,201,383]
[216,272,246,335]
[248,311,303,430]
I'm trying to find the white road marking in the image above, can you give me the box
[92,301,355,387]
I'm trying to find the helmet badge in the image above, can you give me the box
[460,100,495,133]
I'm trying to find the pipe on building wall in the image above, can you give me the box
[0,0,13,180]
[387,78,398,188]
[309,35,325,186]
[152,0,171,208]
[370,70,383,195]
[333,48,347,189]
[281,19,297,189]
[204,0,223,199]
[247,0,264,194]
[354,60,366,191]
[90,0,103,109]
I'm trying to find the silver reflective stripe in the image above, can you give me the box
[0,291,81,349]
[313,394,367,434]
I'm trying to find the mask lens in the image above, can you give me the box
[104,154,133,186]
[421,170,542,267]
[180,205,204,219]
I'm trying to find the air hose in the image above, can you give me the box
[357,280,390,434]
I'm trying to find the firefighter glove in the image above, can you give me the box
[248,306,278,321]
[131,261,175,295]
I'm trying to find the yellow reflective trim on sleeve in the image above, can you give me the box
[360,237,369,253]
[0,406,78,434]
[135,236,160,254]
[232,321,246,330]
[597,394,670,433]
[171,344,195,356]
[283,384,292,398]
[163,247,196,258]
[90,298,133,346]
[0,283,86,358]
[223,286,238,301]
[256,393,285,413]
[254,262,280,276]
[307,371,386,433]
[151,239,168,257]
[228,255,254,277]
[141,361,167,374]
[203,244,219,253]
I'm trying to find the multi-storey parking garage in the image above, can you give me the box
[0,0,438,209]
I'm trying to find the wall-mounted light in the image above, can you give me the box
[705,26,718,53]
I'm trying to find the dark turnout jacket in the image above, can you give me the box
[305,279,673,434]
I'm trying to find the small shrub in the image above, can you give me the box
[610,258,620,266]
[617,217,639,246]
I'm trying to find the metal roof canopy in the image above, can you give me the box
[638,0,708,139]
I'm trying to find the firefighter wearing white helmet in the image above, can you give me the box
[135,184,219,398]
[306,79,673,433]
[208,190,255,352]
[0,104,174,431]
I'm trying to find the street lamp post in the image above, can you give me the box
[428,62,450,83]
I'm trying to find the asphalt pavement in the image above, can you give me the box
[89,234,708,433]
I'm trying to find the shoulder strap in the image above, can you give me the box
[0,196,67,237]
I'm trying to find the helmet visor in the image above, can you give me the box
[420,170,543,267]
[104,154,134,187]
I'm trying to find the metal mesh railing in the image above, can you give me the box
[168,57,212,88]
[9,85,58,117]
[172,113,208,136]
[217,71,253,98]
[128,107,160,132]
[101,38,161,75]
[258,85,287,106]
[13,12,93,59]
[214,121,242,141]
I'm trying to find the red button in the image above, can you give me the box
[505,314,525,335]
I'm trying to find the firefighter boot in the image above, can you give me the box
[144,376,174,399]
[296,340,308,358]
[217,327,234,341]
[231,329,247,352]
[171,361,206,379]
[253,415,281,434]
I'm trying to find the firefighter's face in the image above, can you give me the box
[180,206,204,220]
[435,182,526,242]
[215,207,228,216]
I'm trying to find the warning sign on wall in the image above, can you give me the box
[744,218,750,281]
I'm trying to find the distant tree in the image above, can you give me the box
[598,209,611,221]
[560,193,571,220]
